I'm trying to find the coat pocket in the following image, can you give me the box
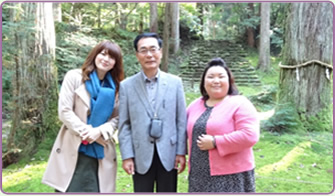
[170,135,177,145]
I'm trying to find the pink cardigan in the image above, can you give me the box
[187,95,260,176]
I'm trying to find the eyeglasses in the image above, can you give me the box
[138,47,160,55]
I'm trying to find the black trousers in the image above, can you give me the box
[132,146,177,192]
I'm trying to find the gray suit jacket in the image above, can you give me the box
[118,71,187,174]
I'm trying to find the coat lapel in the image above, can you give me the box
[133,73,153,117]
[75,84,90,108]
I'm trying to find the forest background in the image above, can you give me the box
[1,1,333,194]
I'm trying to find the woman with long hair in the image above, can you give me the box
[42,41,124,193]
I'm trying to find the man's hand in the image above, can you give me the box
[174,155,186,174]
[122,158,135,175]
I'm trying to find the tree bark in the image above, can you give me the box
[150,3,158,33]
[246,3,255,48]
[279,3,333,118]
[258,3,271,72]
[117,3,138,30]
[161,3,170,72]
[170,3,180,54]
[97,3,101,28]
[53,3,62,22]
[119,3,128,30]
[139,12,144,33]
[6,3,58,163]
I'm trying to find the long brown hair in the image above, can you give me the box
[81,40,124,93]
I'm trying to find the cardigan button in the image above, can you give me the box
[56,148,61,153]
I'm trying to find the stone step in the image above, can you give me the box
[183,81,262,89]
[235,79,262,83]
[181,40,261,89]
[236,82,262,86]
[234,76,260,80]
[183,62,251,69]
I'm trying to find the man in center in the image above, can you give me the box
[118,32,187,192]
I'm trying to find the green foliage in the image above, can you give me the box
[238,86,263,97]
[262,104,304,133]
[2,3,61,167]
[2,2,332,194]
[3,131,333,193]
[2,4,32,119]
[107,28,140,77]
[2,68,14,118]
[270,27,284,56]
[55,23,140,80]
[179,4,202,36]
[299,108,333,133]
[41,85,61,140]
[55,24,98,83]
[185,92,201,106]
[248,85,277,111]
[254,131,333,193]
[241,16,260,28]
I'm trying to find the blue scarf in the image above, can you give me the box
[79,70,116,159]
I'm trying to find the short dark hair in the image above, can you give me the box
[200,57,239,100]
[133,32,162,51]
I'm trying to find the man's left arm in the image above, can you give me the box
[174,78,187,173]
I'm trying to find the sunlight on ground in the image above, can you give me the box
[2,162,48,187]
[257,141,311,175]
[258,109,275,121]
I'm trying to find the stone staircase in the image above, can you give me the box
[179,40,261,91]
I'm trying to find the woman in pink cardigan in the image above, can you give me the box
[187,58,260,192]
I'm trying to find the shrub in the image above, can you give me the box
[299,108,333,132]
[262,103,304,133]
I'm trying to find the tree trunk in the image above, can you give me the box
[117,3,138,31]
[139,12,144,33]
[97,3,101,28]
[52,3,62,22]
[211,21,216,39]
[196,3,204,37]
[150,3,158,33]
[246,3,255,48]
[6,2,58,164]
[120,3,128,30]
[170,3,179,54]
[257,3,271,72]
[279,3,332,123]
[161,3,170,72]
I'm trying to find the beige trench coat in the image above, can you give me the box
[42,69,118,193]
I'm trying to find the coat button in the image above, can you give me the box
[113,158,116,162]
[150,141,154,144]
[87,109,91,116]
[56,148,61,153]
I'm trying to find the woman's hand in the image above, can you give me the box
[197,134,216,150]
[80,127,102,144]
